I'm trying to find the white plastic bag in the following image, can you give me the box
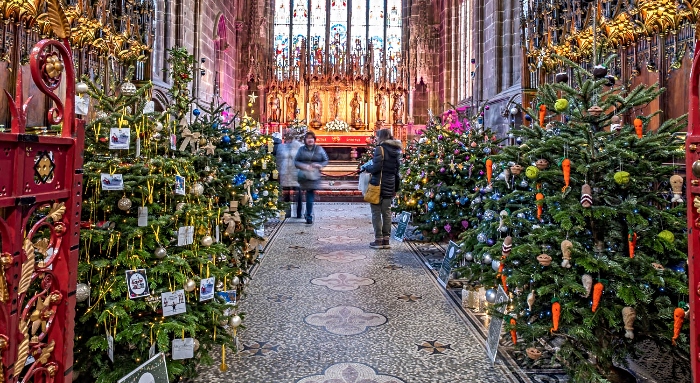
[358,172,371,196]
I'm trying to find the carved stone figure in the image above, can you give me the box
[392,93,405,124]
[269,93,281,122]
[330,89,341,120]
[286,93,298,122]
[350,92,362,124]
[375,92,387,122]
[310,91,322,123]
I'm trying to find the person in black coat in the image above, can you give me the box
[294,131,329,224]
[360,128,402,248]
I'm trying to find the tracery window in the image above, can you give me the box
[272,0,402,82]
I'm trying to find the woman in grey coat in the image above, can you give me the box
[276,130,303,218]
[294,131,329,224]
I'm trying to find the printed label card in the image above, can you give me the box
[143,101,155,114]
[174,175,186,196]
[75,95,89,115]
[107,333,114,362]
[176,226,194,246]
[125,269,150,298]
[161,290,186,317]
[109,128,131,150]
[216,290,237,305]
[101,173,124,191]
[170,134,177,150]
[171,338,194,360]
[138,207,148,227]
[199,277,215,301]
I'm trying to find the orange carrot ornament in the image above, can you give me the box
[560,158,571,192]
[539,104,547,127]
[485,158,493,183]
[633,117,643,138]
[628,231,637,258]
[673,306,685,345]
[551,298,561,333]
[506,316,517,344]
[536,193,544,220]
[592,281,604,312]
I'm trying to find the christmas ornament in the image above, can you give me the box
[154,246,167,259]
[535,159,549,170]
[592,281,604,312]
[622,307,636,339]
[465,252,473,261]
[580,184,593,207]
[673,307,685,345]
[120,81,137,96]
[526,348,542,360]
[658,230,675,243]
[537,253,552,266]
[508,316,517,344]
[193,339,200,352]
[614,171,630,185]
[551,298,561,332]
[444,223,451,233]
[118,196,132,211]
[485,288,497,303]
[525,166,539,179]
[633,118,643,138]
[193,108,201,116]
[230,315,242,328]
[670,175,684,203]
[191,183,205,196]
[588,105,603,117]
[628,232,637,258]
[216,281,225,291]
[536,193,544,220]
[201,235,213,247]
[485,158,493,183]
[75,283,91,302]
[561,158,571,191]
[176,202,186,211]
[520,180,529,188]
[501,236,513,257]
[482,253,492,264]
[555,72,568,83]
[491,259,501,272]
[592,65,608,78]
[461,220,469,229]
[498,210,509,232]
[477,233,487,243]
[510,164,523,175]
[76,81,89,94]
[560,240,573,268]
[184,279,197,292]
[538,104,547,126]
[554,98,568,112]
[527,290,535,310]
[231,276,240,286]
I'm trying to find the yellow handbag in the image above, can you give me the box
[363,147,383,204]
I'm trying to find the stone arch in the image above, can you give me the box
[213,13,228,98]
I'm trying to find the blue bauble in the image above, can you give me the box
[515,137,523,144]
[193,108,201,116]
[478,117,483,124]
[486,238,495,246]
[252,193,259,200]
[222,135,231,144]
[418,199,423,205]
[441,202,447,208]
[525,115,532,121]
[427,201,435,210]
[212,122,219,129]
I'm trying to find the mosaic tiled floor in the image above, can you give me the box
[197,203,530,383]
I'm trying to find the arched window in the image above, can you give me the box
[272,0,402,82]
[214,14,228,97]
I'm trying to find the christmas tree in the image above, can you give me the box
[73,63,238,382]
[396,108,499,242]
[492,58,689,382]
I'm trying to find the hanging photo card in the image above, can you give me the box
[437,241,460,287]
[109,128,131,150]
[177,226,194,246]
[117,353,169,383]
[174,175,186,196]
[393,211,411,242]
[75,95,89,115]
[171,338,194,360]
[143,101,155,114]
[107,333,114,362]
[161,290,186,317]
[170,134,177,150]
[199,277,215,301]
[125,269,150,298]
[216,290,237,305]
[101,173,124,191]
[138,207,148,227]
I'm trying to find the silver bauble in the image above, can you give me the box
[191,183,204,196]
[216,281,225,291]
[491,259,501,272]
[520,180,529,188]
[483,185,493,193]
[262,190,269,197]
[477,233,487,243]
[497,172,506,181]
[465,252,473,261]
[154,121,163,132]
[231,276,240,286]
[118,196,132,211]
[193,339,200,352]
[150,132,162,141]
[482,253,493,264]
[154,246,167,259]
[120,81,137,96]
[230,315,242,328]
[485,288,497,303]
[75,82,89,95]
[200,235,213,247]
[184,278,196,292]
[176,202,186,211]
[75,283,91,302]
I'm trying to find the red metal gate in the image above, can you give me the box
[687,39,700,383]
[0,37,83,383]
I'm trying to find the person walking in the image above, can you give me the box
[360,128,402,248]
[294,131,329,224]
[276,130,303,218]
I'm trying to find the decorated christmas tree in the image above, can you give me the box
[396,108,499,242]
[492,57,689,382]
[73,62,238,382]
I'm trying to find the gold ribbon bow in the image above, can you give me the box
[179,128,202,152]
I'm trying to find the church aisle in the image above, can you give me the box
[198,203,526,383]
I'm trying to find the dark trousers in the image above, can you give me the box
[283,187,302,218]
[303,189,316,220]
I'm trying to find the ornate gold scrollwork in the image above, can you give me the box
[0,253,10,303]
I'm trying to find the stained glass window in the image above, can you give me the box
[272,0,402,82]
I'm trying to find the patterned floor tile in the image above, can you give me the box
[304,305,387,335]
[315,250,367,263]
[310,273,375,291]
[240,341,280,357]
[416,340,453,355]
[397,294,421,302]
[296,363,405,383]
[317,235,363,244]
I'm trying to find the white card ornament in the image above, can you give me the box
[216,290,237,305]
[170,134,177,150]
[143,101,155,114]
[109,128,131,150]
[215,225,220,243]
[174,175,186,195]
[126,269,150,298]
[75,95,89,115]
[138,206,148,227]
[148,342,156,359]
[177,226,194,246]
[199,277,215,301]
[171,338,194,360]
[107,333,114,362]
[161,290,186,317]
[101,173,124,191]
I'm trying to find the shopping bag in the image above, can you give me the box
[364,183,381,204]
[358,172,371,195]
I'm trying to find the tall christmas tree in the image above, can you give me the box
[73,63,238,382]
[493,57,689,382]
[396,108,499,242]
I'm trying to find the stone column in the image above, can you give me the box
[257,84,266,124]
[407,86,415,124]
